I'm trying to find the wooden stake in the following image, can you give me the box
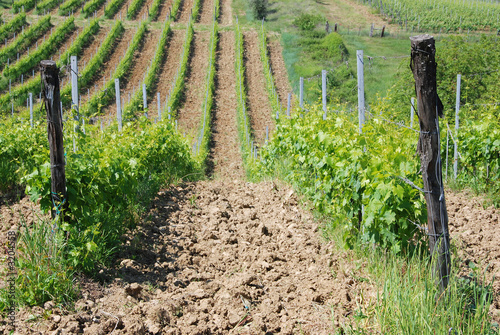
[40,60,68,222]
[410,34,450,292]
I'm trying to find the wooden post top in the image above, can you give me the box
[40,60,57,68]
[410,34,434,43]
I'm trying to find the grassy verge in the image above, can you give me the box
[321,222,497,334]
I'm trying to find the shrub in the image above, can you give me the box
[249,0,268,20]
[293,13,323,31]
[322,32,349,61]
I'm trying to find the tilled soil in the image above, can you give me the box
[77,24,109,69]
[151,29,186,117]
[197,0,214,25]
[243,30,272,147]
[176,30,210,140]
[219,0,232,26]
[79,28,135,106]
[209,31,243,179]
[4,181,374,334]
[268,38,292,111]
[177,0,194,23]
[106,28,161,117]
[447,191,500,323]
[156,0,174,23]
[136,0,157,21]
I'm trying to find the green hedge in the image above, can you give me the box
[0,13,27,42]
[0,15,51,72]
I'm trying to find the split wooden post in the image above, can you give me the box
[410,34,450,292]
[40,60,68,221]
[410,97,415,128]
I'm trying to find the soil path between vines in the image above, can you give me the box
[79,27,135,107]
[106,27,161,117]
[151,28,186,117]
[197,0,214,25]
[243,30,272,147]
[209,30,242,179]
[176,30,210,141]
[156,0,174,23]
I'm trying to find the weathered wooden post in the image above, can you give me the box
[410,34,450,292]
[40,60,68,221]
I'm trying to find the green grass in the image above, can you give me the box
[0,216,78,312]
[0,0,12,9]
[342,33,410,103]
[320,205,498,334]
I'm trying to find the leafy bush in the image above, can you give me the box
[258,104,427,253]
[249,0,268,20]
[293,13,323,31]
[0,13,26,42]
[322,32,348,61]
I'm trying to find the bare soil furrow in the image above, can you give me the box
[176,30,210,140]
[156,0,174,22]
[177,0,194,23]
[197,0,213,25]
[210,31,243,179]
[447,191,500,324]
[136,0,156,21]
[151,28,185,117]
[113,0,134,20]
[4,180,370,333]
[243,30,272,147]
[219,0,232,26]
[79,28,135,106]
[77,23,111,72]
[268,37,292,110]
[106,28,162,116]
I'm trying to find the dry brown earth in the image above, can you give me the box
[243,30,272,147]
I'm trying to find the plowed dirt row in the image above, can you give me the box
[219,0,232,26]
[447,191,500,323]
[113,0,134,20]
[210,31,242,179]
[136,0,156,21]
[150,28,185,117]
[177,0,194,23]
[156,0,174,22]
[243,30,272,147]
[268,38,293,111]
[176,30,210,141]
[106,28,161,117]
[79,28,135,106]
[197,0,213,25]
[77,23,111,78]
[2,181,372,334]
